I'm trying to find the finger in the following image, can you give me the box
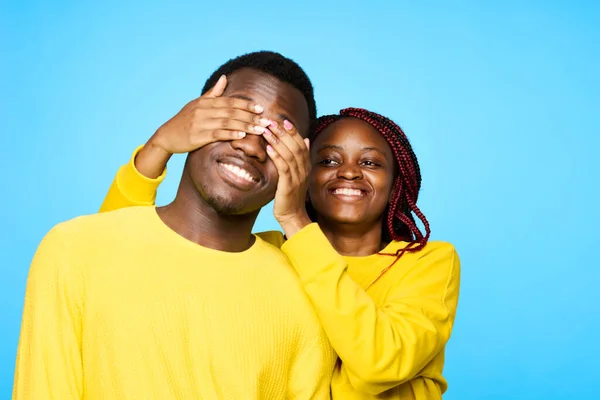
[209,108,272,128]
[199,96,264,114]
[303,138,311,172]
[204,75,227,98]
[283,120,310,156]
[269,121,309,181]
[200,118,270,136]
[263,126,300,186]
[191,129,248,147]
[285,120,311,174]
[269,120,307,179]
[266,144,293,192]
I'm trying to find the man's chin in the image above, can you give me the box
[207,196,265,217]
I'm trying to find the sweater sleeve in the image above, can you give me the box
[99,145,166,213]
[281,224,460,395]
[13,225,85,399]
[288,322,336,399]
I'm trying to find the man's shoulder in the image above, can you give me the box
[49,206,156,241]
[251,236,309,286]
[255,230,285,248]
[252,234,290,264]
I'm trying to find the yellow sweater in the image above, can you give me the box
[282,225,460,399]
[97,147,461,399]
[13,207,336,399]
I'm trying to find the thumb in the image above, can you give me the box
[205,75,227,98]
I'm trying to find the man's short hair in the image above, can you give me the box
[202,51,316,132]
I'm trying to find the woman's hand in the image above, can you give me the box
[263,120,312,238]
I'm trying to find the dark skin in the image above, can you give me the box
[157,69,310,252]
[306,118,396,256]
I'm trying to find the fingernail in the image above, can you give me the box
[263,128,272,137]
[269,120,278,128]
[266,145,274,154]
[253,126,265,133]
[259,118,270,126]
[238,132,246,138]
[283,120,293,131]
[254,105,264,113]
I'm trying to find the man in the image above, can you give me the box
[13,51,336,399]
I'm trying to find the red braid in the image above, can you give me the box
[313,108,431,287]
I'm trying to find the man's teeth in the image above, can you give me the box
[333,188,363,196]
[221,163,255,183]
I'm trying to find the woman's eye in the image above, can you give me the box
[362,160,381,167]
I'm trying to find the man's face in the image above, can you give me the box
[186,68,310,215]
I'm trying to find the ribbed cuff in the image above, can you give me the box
[281,223,343,280]
[116,145,166,202]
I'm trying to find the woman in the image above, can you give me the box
[100,106,460,399]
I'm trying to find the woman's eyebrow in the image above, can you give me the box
[318,144,344,152]
[362,147,387,157]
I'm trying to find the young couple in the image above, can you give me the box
[14,51,460,399]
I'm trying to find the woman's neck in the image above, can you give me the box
[317,217,385,257]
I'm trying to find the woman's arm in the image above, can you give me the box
[281,224,460,395]
[99,145,166,213]
[99,75,269,213]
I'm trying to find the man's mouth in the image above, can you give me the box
[219,162,258,183]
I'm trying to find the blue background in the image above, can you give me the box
[2,1,599,398]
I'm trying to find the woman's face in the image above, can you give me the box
[308,118,396,229]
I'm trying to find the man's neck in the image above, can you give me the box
[317,217,385,257]
[157,187,259,253]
